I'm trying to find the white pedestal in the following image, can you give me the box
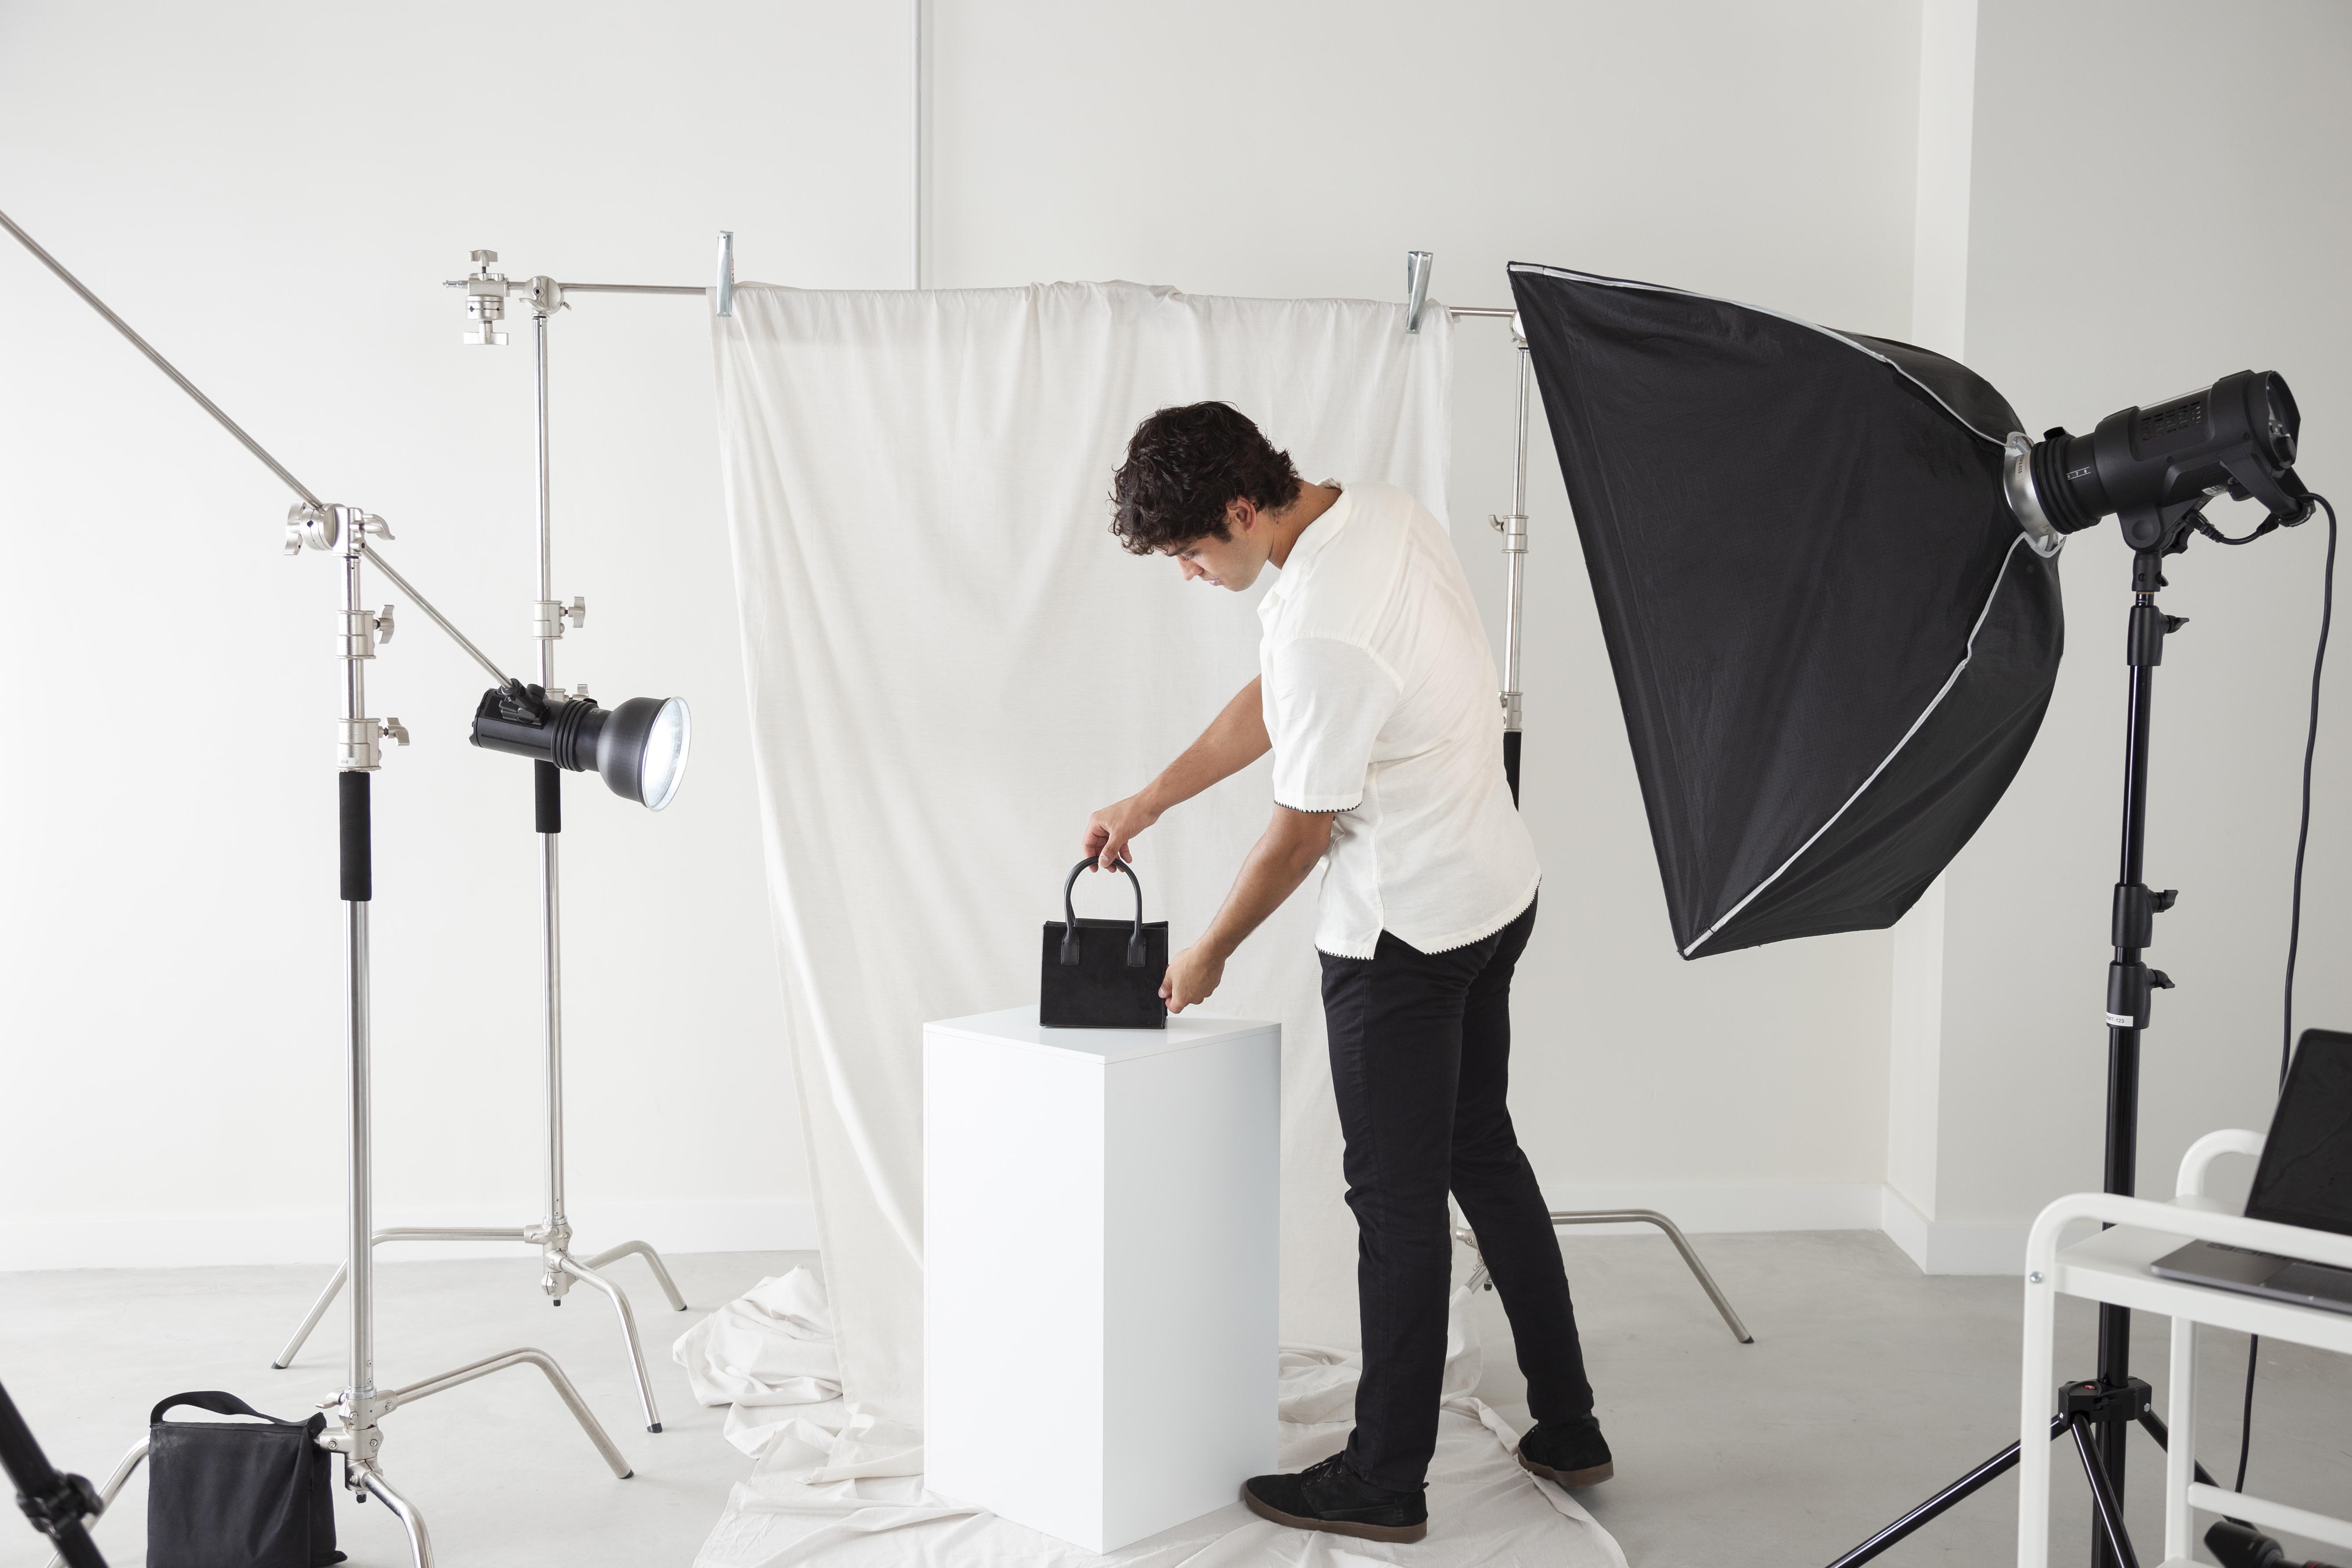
[924,1005,1280,1553]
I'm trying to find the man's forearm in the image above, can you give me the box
[1198,808,1332,961]
[1140,677,1270,815]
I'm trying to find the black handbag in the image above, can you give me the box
[147,1392,344,1568]
[1040,858,1169,1029]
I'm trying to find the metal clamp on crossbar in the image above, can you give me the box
[533,596,587,639]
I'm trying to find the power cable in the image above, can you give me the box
[2231,492,2335,1494]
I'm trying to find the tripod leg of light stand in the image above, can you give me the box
[1822,1419,2064,1568]
[2068,1414,2143,1568]
[553,1254,664,1431]
[355,1464,433,1568]
[37,1440,147,1568]
[1454,1212,1754,1344]
[276,1261,348,1369]
[1548,1210,1753,1344]
[574,1238,691,1313]
[376,1347,633,1477]
[274,1229,536,1369]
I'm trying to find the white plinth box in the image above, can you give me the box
[925,1006,1279,1553]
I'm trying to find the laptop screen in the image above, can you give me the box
[2245,1028,2352,1238]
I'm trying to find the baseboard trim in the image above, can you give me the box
[0,1199,818,1272]
[1879,1187,2029,1276]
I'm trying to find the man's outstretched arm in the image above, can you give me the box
[1082,676,1270,870]
[1161,804,1333,1012]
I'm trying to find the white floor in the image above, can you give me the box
[3,1233,2345,1567]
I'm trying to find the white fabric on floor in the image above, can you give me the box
[679,1270,1626,1568]
[712,281,1454,1473]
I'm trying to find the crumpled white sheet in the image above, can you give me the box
[678,1271,1626,1568]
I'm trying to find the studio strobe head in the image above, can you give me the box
[2005,369,2312,552]
[471,685,692,810]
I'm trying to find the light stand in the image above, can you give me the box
[2,208,636,1568]
[1825,368,2321,1567]
[1405,251,1754,1345]
[268,239,738,1431]
[1819,543,2223,1568]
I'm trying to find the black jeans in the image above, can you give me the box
[1319,897,1594,1492]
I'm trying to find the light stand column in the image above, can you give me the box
[537,308,569,1258]
[2086,546,2182,1568]
[323,518,431,1566]
[1492,329,1530,804]
[519,303,682,1436]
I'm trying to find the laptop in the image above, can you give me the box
[2150,1028,2352,1315]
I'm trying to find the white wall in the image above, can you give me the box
[1889,0,2352,1268]
[10,0,2340,1272]
[932,0,1928,1231]
[0,0,914,1266]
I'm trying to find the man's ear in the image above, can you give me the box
[1227,497,1258,536]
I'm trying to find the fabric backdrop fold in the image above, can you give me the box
[712,281,1454,1470]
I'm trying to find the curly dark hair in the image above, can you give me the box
[1108,402,1302,555]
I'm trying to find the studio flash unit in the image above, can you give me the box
[2005,369,2314,553]
[471,682,692,810]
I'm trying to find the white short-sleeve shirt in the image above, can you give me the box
[1258,480,1540,958]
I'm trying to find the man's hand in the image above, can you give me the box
[1080,680,1269,870]
[1082,793,1160,870]
[1161,942,1225,1013]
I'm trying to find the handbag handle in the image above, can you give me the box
[1063,857,1148,969]
[150,1391,293,1427]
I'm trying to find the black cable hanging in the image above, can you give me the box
[2233,492,2336,1495]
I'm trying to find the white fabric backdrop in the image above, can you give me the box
[712,281,1453,1472]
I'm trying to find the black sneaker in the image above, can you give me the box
[1518,1416,1614,1488]
[1241,1452,1429,1542]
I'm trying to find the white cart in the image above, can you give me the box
[2017,1129,2352,1567]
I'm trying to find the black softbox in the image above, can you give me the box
[1507,263,2063,958]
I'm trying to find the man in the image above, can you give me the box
[1081,402,1610,1544]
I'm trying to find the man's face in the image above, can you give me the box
[1163,499,1270,591]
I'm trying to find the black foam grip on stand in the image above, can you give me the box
[535,760,562,834]
[1504,729,1523,808]
[339,770,371,903]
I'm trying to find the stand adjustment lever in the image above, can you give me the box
[2106,962,2174,1029]
[2126,602,2188,665]
[534,596,588,639]
[2111,883,2179,947]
